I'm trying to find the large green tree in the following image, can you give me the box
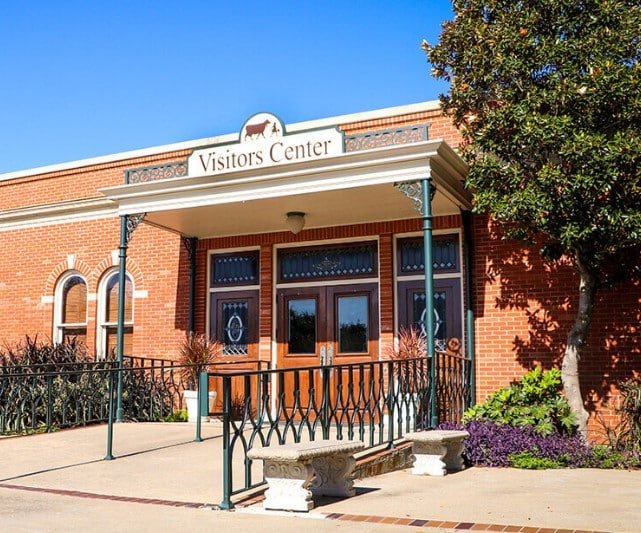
[425,0,641,434]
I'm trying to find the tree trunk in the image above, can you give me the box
[562,257,597,438]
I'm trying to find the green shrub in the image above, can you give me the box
[163,409,188,422]
[0,335,89,369]
[507,451,565,469]
[463,367,577,436]
[589,445,640,469]
[0,336,179,434]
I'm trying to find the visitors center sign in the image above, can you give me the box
[188,113,344,178]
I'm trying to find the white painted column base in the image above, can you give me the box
[262,460,315,512]
[311,453,357,497]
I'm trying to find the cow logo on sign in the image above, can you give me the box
[241,113,283,142]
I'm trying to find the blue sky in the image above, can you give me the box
[0,1,453,174]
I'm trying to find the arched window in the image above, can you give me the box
[97,270,134,359]
[54,272,88,345]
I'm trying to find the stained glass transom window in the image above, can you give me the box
[279,243,377,282]
[212,252,259,287]
[399,236,459,274]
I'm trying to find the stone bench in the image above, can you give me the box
[404,430,469,476]
[247,439,365,512]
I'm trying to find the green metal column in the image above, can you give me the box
[116,215,128,422]
[421,178,437,428]
[461,210,476,408]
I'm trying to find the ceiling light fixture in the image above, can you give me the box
[285,212,306,235]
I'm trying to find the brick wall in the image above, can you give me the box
[0,218,189,359]
[0,150,190,211]
[473,214,641,436]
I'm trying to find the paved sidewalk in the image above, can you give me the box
[1,423,640,532]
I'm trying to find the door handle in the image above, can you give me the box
[320,345,327,366]
[327,345,334,366]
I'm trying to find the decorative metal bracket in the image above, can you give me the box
[396,180,437,214]
[181,236,198,262]
[125,213,146,244]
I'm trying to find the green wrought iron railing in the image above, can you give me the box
[0,356,271,436]
[207,351,471,509]
[0,364,117,435]
[0,358,183,435]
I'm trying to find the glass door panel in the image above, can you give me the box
[277,288,326,366]
[288,298,317,354]
[337,295,369,354]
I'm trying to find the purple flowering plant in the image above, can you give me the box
[440,420,591,468]
[440,366,641,469]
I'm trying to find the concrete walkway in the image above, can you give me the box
[1,423,639,532]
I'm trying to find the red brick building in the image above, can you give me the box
[0,101,638,434]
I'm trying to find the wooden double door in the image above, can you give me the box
[276,283,379,369]
[276,283,379,416]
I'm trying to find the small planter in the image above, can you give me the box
[183,389,217,422]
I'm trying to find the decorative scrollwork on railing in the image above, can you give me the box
[125,161,188,184]
[344,124,429,152]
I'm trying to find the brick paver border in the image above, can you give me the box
[0,483,210,509]
[0,482,609,532]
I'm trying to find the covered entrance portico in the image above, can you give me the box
[101,114,472,423]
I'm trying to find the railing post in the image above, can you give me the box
[105,369,115,460]
[195,370,206,443]
[387,360,395,447]
[0,376,6,434]
[219,375,234,510]
[321,366,330,440]
[46,374,53,432]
